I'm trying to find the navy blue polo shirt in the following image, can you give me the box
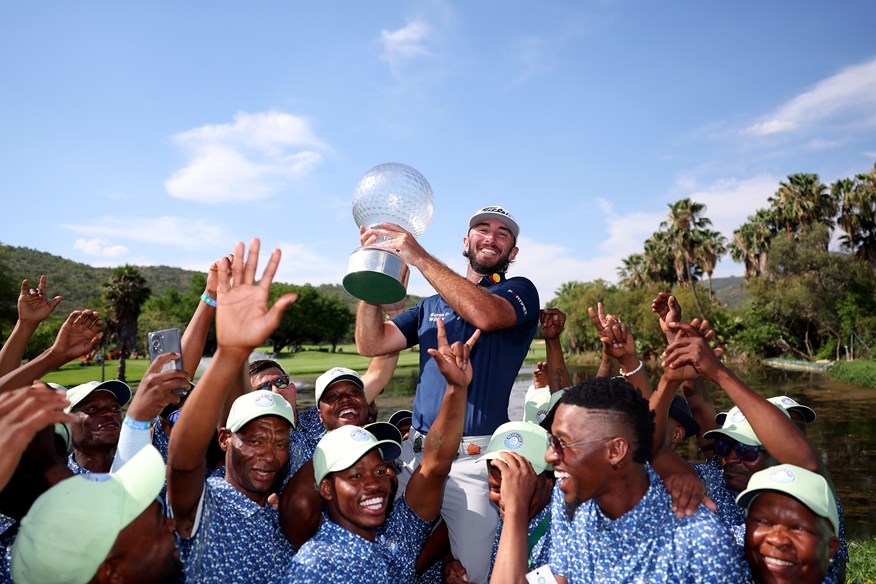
[392,272,539,436]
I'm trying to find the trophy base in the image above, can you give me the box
[343,246,410,305]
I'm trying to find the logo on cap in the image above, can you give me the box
[481,206,511,217]
[730,409,747,423]
[780,397,797,406]
[504,432,523,449]
[536,410,548,423]
[254,394,275,408]
[769,467,796,483]
[351,428,370,442]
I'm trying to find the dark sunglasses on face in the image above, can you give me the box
[547,434,608,462]
[714,437,764,462]
[255,375,290,392]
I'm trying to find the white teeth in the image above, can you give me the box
[554,471,570,479]
[339,408,356,417]
[763,557,794,567]
[360,497,384,510]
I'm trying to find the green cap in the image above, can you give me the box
[226,390,296,432]
[522,387,565,425]
[10,445,165,584]
[715,395,816,426]
[476,421,552,475]
[65,380,132,412]
[313,425,402,487]
[703,403,790,446]
[315,367,364,403]
[737,464,839,536]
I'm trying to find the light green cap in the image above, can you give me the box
[476,421,552,475]
[313,425,401,488]
[737,464,839,536]
[715,395,816,426]
[703,403,790,446]
[11,445,165,584]
[64,380,131,413]
[315,367,364,403]
[226,390,296,432]
[522,388,565,425]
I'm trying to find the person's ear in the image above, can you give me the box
[828,535,841,559]
[217,428,232,452]
[508,246,519,262]
[607,437,629,468]
[671,426,686,445]
[318,477,334,501]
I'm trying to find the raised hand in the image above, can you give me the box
[426,318,480,388]
[651,292,681,342]
[662,322,725,382]
[206,253,234,298]
[215,239,298,354]
[588,304,635,360]
[359,222,427,266]
[18,276,63,325]
[492,451,538,514]
[539,308,566,340]
[48,310,104,362]
[532,361,548,389]
[126,352,190,421]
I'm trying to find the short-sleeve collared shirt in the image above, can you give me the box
[66,453,94,476]
[296,406,324,460]
[178,476,295,584]
[488,505,552,579]
[283,497,432,584]
[1,514,15,583]
[548,464,745,583]
[391,272,539,436]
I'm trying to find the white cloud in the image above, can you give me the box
[744,56,876,136]
[165,111,327,203]
[379,20,434,66]
[63,216,228,252]
[864,151,876,158]
[73,238,129,257]
[273,242,347,285]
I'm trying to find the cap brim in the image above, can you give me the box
[327,440,402,477]
[365,422,403,453]
[703,427,761,446]
[476,450,547,475]
[94,380,133,408]
[669,405,700,439]
[113,446,166,525]
[387,410,413,428]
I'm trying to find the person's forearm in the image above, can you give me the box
[619,353,651,399]
[0,320,39,377]
[682,378,718,453]
[422,383,467,478]
[596,352,614,378]
[413,255,515,331]
[544,338,571,392]
[710,366,820,472]
[0,430,32,491]
[490,505,529,583]
[181,297,215,381]
[0,349,65,395]
[650,376,680,453]
[362,352,400,404]
[355,302,395,356]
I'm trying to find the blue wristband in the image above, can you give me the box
[200,292,217,307]
[123,416,155,431]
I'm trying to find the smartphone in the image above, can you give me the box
[147,328,187,395]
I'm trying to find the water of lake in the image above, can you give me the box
[294,362,876,539]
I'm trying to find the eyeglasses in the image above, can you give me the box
[713,437,764,463]
[254,375,290,392]
[548,434,609,462]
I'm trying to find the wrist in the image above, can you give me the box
[619,359,644,378]
[200,292,217,308]
[618,353,641,370]
[123,415,157,430]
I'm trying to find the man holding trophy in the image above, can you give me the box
[351,165,539,583]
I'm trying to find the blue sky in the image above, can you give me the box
[2,2,875,306]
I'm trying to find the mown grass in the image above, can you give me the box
[40,340,548,389]
[848,536,876,583]
[829,359,876,388]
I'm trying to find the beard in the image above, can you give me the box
[463,242,514,274]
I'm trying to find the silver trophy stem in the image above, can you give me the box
[343,246,410,305]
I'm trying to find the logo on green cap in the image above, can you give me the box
[504,432,523,449]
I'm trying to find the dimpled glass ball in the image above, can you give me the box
[352,163,435,237]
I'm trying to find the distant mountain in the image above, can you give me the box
[709,276,749,309]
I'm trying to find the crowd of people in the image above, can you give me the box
[0,206,850,583]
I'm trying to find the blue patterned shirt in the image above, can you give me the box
[548,464,745,583]
[179,475,296,584]
[297,406,324,459]
[66,453,94,476]
[282,497,432,584]
[488,505,552,579]
[1,513,15,584]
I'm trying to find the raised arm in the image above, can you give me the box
[0,277,63,377]
[167,239,297,537]
[0,310,104,395]
[405,319,479,520]
[180,256,228,381]
[663,323,821,474]
[540,308,572,392]
[588,303,651,398]
[361,223,517,331]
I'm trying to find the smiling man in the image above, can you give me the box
[545,377,743,583]
[65,380,132,474]
[355,205,539,583]
[738,464,841,584]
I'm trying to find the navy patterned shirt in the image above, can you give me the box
[282,497,432,584]
[66,453,94,476]
[179,475,296,584]
[548,464,745,583]
[1,513,15,584]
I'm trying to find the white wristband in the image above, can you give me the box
[620,360,643,377]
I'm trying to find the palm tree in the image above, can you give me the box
[103,265,151,382]
[617,254,647,290]
[834,164,876,262]
[769,173,835,244]
[695,229,727,298]
[642,232,675,285]
[659,198,716,318]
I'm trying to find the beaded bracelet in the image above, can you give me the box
[200,292,217,308]
[620,360,644,377]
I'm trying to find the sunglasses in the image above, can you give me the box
[167,410,182,425]
[547,434,609,462]
[254,375,290,392]
[714,437,764,463]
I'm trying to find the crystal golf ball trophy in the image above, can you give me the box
[343,163,435,304]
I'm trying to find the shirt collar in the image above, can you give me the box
[211,476,271,519]
[477,272,506,287]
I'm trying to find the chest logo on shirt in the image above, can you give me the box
[504,432,524,449]
[428,311,454,323]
